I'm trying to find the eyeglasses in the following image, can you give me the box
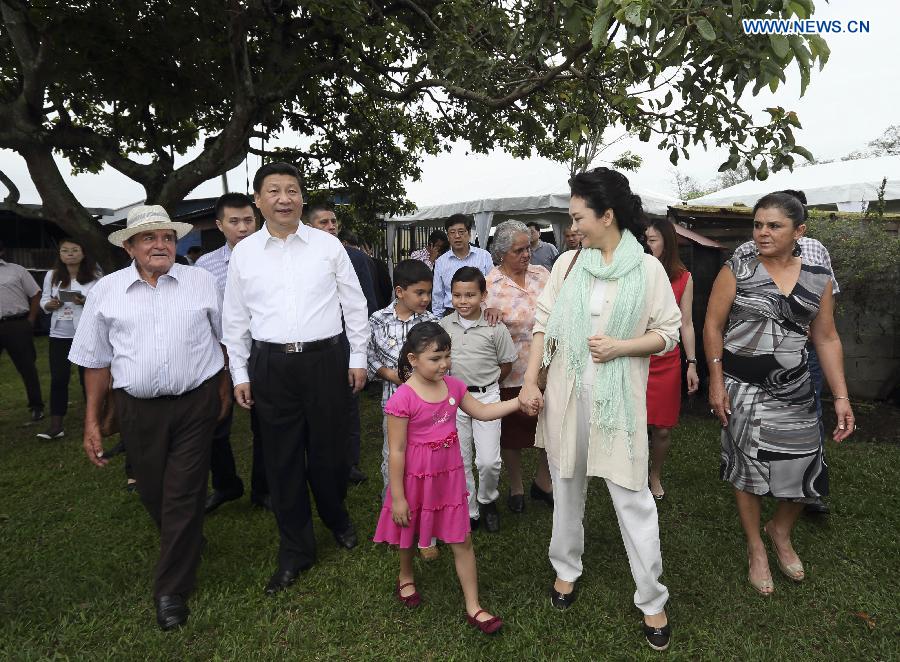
[447,229,469,237]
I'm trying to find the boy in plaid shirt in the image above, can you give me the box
[367,259,438,488]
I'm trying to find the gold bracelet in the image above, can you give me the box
[834,395,850,401]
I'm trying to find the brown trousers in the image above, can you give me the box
[115,377,219,598]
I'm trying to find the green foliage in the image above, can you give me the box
[805,207,900,322]
[1,0,829,246]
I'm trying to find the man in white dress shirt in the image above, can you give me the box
[222,162,369,595]
[70,205,230,631]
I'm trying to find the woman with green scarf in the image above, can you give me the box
[518,168,681,652]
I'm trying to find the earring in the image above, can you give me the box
[792,242,802,257]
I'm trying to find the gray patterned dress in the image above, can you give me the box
[719,255,830,502]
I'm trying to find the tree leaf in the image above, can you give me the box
[769,34,790,59]
[623,4,642,27]
[792,145,815,162]
[591,11,611,49]
[658,26,686,61]
[694,17,716,41]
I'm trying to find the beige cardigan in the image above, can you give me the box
[533,250,681,490]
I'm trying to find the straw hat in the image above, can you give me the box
[108,205,194,246]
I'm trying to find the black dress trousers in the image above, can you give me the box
[250,341,351,572]
[115,377,220,598]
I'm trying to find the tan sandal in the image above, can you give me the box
[764,523,805,582]
[748,570,775,596]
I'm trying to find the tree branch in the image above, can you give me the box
[348,39,593,109]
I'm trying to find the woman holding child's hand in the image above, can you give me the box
[522,168,681,652]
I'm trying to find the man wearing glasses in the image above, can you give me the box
[431,214,494,316]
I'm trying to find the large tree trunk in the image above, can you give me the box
[21,145,121,272]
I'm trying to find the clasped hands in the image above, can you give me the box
[518,335,621,417]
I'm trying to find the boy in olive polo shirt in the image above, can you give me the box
[440,267,517,533]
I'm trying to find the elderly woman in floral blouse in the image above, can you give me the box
[484,220,553,513]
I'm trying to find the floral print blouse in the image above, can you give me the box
[484,264,550,388]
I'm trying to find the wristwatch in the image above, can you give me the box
[686,359,698,365]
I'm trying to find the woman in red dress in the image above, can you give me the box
[644,219,699,499]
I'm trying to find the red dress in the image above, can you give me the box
[646,270,690,427]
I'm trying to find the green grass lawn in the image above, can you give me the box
[1,337,898,660]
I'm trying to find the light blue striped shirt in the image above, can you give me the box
[431,245,494,312]
[194,243,232,293]
[69,262,223,398]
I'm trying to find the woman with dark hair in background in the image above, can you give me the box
[518,168,681,651]
[38,237,101,439]
[704,191,854,596]
[644,218,699,499]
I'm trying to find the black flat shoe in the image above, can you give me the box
[480,501,500,533]
[205,489,244,514]
[549,583,577,610]
[642,619,671,651]
[348,465,368,485]
[530,481,554,507]
[250,493,272,511]
[265,568,299,595]
[507,492,525,514]
[333,524,358,550]
[155,594,189,631]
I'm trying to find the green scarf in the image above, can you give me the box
[542,229,646,457]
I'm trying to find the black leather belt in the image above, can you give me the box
[254,335,340,354]
[0,312,28,322]
[467,383,497,393]
[123,374,218,401]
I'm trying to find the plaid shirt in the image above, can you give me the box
[367,301,438,406]
[733,237,840,294]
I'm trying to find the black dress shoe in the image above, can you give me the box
[205,488,243,514]
[804,498,830,515]
[549,583,577,610]
[642,619,671,651]
[348,465,368,485]
[480,501,500,533]
[507,492,525,514]
[30,407,44,422]
[530,481,554,507]
[251,493,273,511]
[333,524,358,550]
[265,568,300,595]
[156,594,189,630]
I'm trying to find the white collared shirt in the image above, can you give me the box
[222,222,369,385]
[68,262,224,398]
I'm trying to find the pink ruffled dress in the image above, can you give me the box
[373,376,470,547]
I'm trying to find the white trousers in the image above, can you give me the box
[456,383,502,519]
[548,388,669,615]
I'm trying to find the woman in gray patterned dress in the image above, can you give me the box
[704,191,855,596]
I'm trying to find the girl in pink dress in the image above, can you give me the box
[373,322,523,634]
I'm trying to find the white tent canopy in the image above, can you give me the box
[690,155,900,210]
[384,184,678,269]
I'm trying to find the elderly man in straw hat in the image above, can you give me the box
[69,205,230,631]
